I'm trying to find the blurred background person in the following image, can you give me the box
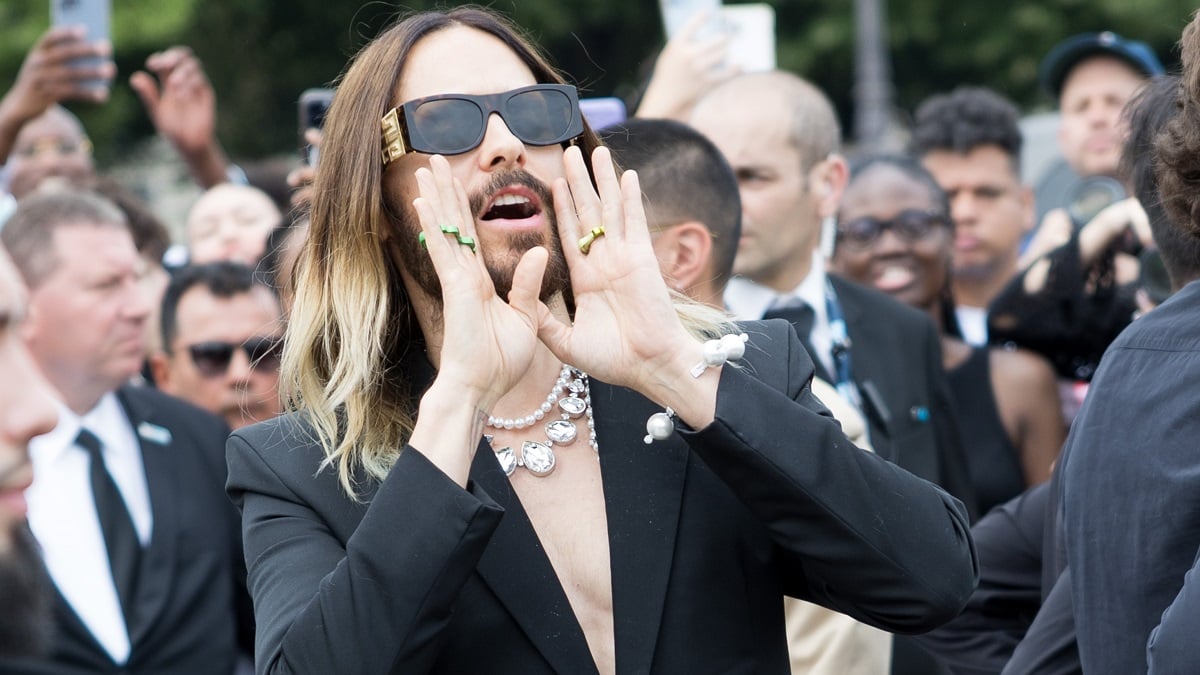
[150,261,284,430]
[830,155,1065,514]
[910,87,1034,347]
[1,190,252,674]
[985,34,1162,423]
[1032,30,1164,234]
[914,70,1200,675]
[606,115,892,675]
[0,245,59,671]
[184,183,281,266]
[690,70,973,675]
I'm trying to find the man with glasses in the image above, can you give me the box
[150,261,284,431]
[690,71,976,675]
[225,7,977,674]
[1,191,252,673]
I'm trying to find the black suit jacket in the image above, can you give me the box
[37,385,253,674]
[826,276,975,517]
[227,320,978,674]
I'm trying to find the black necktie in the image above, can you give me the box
[763,302,831,382]
[76,428,141,630]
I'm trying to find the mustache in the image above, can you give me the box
[468,169,554,218]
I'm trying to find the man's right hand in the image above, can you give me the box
[0,27,113,138]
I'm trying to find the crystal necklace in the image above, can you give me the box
[484,364,597,477]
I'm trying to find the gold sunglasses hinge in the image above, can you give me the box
[381,108,409,165]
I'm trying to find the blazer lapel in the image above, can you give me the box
[591,381,688,675]
[115,389,179,648]
[472,443,598,675]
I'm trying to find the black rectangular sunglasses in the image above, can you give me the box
[187,336,283,378]
[381,83,584,164]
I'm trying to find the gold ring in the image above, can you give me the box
[577,226,606,255]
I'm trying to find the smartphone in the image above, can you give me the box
[298,88,334,166]
[717,4,776,73]
[50,0,111,91]
[579,97,627,132]
[659,0,721,41]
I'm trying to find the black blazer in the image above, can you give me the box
[38,385,253,675]
[823,276,976,516]
[227,320,977,674]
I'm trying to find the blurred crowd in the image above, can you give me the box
[1,6,1199,675]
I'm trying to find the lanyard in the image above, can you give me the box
[824,279,861,409]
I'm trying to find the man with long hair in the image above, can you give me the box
[225,8,978,673]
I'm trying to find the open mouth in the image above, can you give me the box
[481,191,540,222]
[874,265,916,292]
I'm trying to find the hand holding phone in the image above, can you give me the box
[1,25,113,131]
[50,0,113,94]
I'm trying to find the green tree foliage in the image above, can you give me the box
[0,0,1194,162]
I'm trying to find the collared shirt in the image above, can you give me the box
[27,391,153,665]
[725,250,836,376]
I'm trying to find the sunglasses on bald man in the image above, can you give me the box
[381,84,584,164]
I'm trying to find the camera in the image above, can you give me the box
[1066,176,1125,230]
[1066,175,1142,255]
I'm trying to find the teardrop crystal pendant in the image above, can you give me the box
[521,441,556,477]
[558,396,586,418]
[493,445,518,476]
[545,419,577,445]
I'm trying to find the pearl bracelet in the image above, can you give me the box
[646,333,749,444]
[689,333,748,378]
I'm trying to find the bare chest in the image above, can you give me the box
[491,432,615,673]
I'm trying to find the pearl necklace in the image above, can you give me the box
[485,365,597,477]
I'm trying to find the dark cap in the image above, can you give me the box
[1040,31,1164,99]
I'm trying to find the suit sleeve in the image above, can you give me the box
[915,482,1051,673]
[226,436,504,675]
[679,324,979,634]
[1147,548,1200,674]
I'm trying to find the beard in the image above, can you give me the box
[392,168,573,307]
[0,524,53,658]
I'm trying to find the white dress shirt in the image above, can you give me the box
[27,391,154,665]
[725,250,836,376]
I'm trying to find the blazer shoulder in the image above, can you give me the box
[228,412,332,484]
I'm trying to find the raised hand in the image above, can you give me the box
[412,155,548,413]
[130,47,229,188]
[537,145,701,395]
[635,11,738,121]
[0,27,113,160]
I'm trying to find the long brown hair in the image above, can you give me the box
[282,7,606,497]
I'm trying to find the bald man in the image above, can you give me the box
[690,72,975,675]
[607,115,891,675]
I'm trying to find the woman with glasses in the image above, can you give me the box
[831,155,1066,514]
